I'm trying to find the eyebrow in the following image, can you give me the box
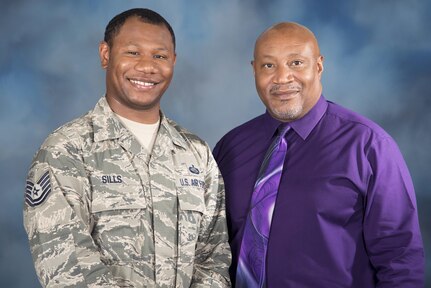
[153,47,169,52]
[124,41,169,49]
[258,53,305,60]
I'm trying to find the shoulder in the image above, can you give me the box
[215,113,266,151]
[27,112,93,205]
[165,117,214,165]
[325,101,391,141]
[222,113,266,141]
[36,111,93,159]
[166,117,208,148]
[323,101,405,166]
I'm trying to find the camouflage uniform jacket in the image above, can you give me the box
[23,97,231,288]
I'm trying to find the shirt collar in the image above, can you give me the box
[159,116,189,150]
[92,97,127,142]
[92,96,188,149]
[263,95,328,140]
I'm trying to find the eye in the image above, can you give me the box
[154,54,167,60]
[127,51,139,56]
[291,60,303,66]
[262,63,274,69]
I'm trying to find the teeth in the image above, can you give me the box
[130,79,155,87]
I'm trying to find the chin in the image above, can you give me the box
[271,105,303,121]
[131,95,162,107]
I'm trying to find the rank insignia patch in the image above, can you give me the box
[25,171,51,207]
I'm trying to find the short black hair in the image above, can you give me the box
[104,8,176,50]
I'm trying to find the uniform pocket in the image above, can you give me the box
[177,187,205,241]
[176,180,206,281]
[90,183,150,264]
[90,170,147,213]
[177,172,205,224]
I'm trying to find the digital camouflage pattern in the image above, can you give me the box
[24,97,231,287]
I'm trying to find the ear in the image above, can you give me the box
[251,60,256,76]
[99,41,110,69]
[173,52,177,66]
[317,55,324,79]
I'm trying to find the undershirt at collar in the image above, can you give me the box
[115,114,160,152]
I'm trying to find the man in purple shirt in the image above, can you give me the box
[213,22,425,287]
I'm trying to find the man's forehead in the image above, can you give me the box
[266,22,314,38]
[259,29,313,46]
[257,38,314,53]
[255,26,319,58]
[112,20,173,48]
[256,45,314,61]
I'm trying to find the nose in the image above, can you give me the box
[274,65,294,84]
[135,57,158,74]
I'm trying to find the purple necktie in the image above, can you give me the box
[236,124,290,288]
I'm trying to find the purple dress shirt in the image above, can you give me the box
[213,96,424,287]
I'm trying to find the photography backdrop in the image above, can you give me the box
[1,0,430,286]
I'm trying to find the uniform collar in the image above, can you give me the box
[159,114,189,150]
[92,96,188,149]
[262,95,328,140]
[92,97,128,143]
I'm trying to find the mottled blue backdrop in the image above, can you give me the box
[1,0,429,286]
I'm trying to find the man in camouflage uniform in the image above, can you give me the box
[24,8,231,287]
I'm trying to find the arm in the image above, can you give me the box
[23,132,117,287]
[363,137,424,287]
[190,149,232,288]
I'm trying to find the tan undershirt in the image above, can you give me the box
[116,114,160,152]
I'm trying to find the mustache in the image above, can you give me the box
[270,84,301,94]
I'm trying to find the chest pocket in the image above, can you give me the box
[89,171,149,263]
[176,173,206,235]
[90,172,147,212]
[175,163,206,278]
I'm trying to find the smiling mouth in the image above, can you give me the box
[128,78,159,89]
[271,90,300,100]
[270,84,301,97]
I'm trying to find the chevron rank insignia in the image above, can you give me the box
[25,171,52,207]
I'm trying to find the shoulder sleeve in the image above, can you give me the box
[363,136,424,287]
[190,144,232,288]
[212,137,224,162]
[23,132,117,287]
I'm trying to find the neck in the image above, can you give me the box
[106,96,160,124]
